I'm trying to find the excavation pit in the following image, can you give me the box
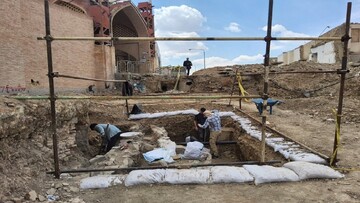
[86,111,289,173]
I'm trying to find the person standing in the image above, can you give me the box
[197,110,222,158]
[90,123,122,153]
[194,107,210,142]
[183,57,192,76]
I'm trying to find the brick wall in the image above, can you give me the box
[0,0,99,94]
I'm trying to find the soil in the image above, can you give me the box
[1,61,360,202]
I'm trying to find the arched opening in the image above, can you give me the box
[111,4,150,74]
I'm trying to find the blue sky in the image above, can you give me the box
[130,0,360,72]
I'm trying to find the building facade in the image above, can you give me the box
[0,0,159,94]
[277,23,360,65]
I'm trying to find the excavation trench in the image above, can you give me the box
[80,113,287,173]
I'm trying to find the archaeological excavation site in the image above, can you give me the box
[1,0,360,202]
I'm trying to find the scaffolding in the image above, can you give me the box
[14,0,352,178]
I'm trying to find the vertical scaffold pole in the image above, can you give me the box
[261,0,274,163]
[44,0,60,178]
[331,2,352,166]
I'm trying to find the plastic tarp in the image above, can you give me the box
[181,141,204,160]
[80,175,126,189]
[124,169,166,186]
[143,148,174,163]
[283,161,344,180]
[211,166,254,183]
[164,168,211,184]
[243,165,299,185]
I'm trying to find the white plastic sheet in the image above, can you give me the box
[243,165,299,185]
[143,148,174,163]
[210,166,254,183]
[283,161,344,180]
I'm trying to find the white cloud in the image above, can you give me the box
[233,54,264,64]
[262,24,311,37]
[225,22,241,33]
[261,24,312,53]
[154,5,208,66]
[154,5,206,33]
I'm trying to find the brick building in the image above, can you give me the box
[0,0,160,94]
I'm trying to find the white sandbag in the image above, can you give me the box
[182,141,204,160]
[243,165,299,185]
[283,161,344,180]
[148,112,167,118]
[180,109,198,115]
[164,168,211,184]
[289,152,327,164]
[219,112,236,117]
[210,166,254,183]
[128,113,151,120]
[124,169,166,186]
[80,175,126,189]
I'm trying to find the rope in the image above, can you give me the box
[237,72,250,102]
[330,109,341,166]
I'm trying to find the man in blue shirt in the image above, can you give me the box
[90,123,122,153]
[197,110,222,158]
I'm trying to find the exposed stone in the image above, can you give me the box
[38,195,46,202]
[46,188,57,195]
[70,197,84,203]
[24,190,37,201]
[54,182,63,189]
[69,186,80,193]
[141,142,155,152]
[89,155,106,164]
[176,145,186,154]
[11,198,22,203]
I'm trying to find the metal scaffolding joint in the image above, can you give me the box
[261,94,269,100]
[264,36,274,42]
[341,34,351,42]
[336,69,349,74]
[44,35,53,41]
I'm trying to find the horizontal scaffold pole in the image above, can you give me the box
[12,95,262,100]
[37,36,342,41]
[55,73,126,83]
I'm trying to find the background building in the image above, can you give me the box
[277,23,360,65]
[0,0,159,94]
